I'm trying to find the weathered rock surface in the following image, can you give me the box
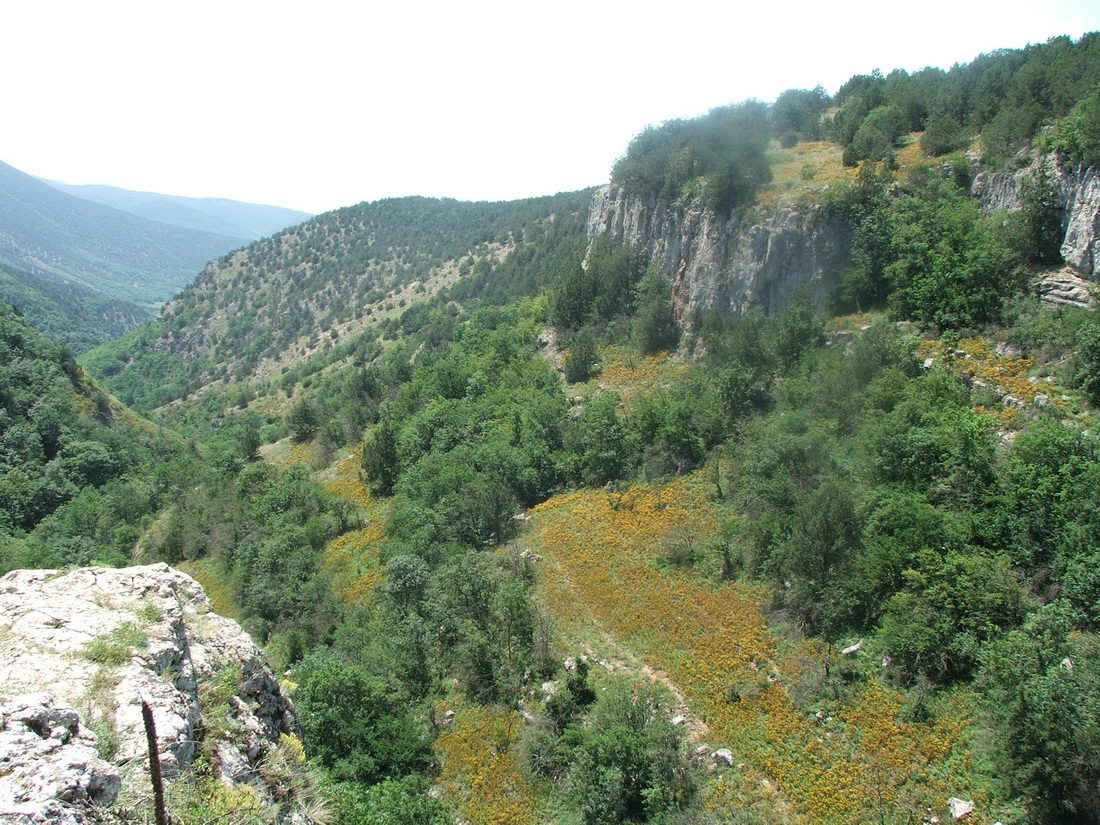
[1036,267,1096,309]
[0,693,120,824]
[0,563,303,822]
[972,154,1100,278]
[586,184,851,322]
[587,154,1100,326]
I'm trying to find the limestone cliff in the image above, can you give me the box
[0,564,310,824]
[585,185,851,321]
[587,153,1100,322]
[972,154,1100,279]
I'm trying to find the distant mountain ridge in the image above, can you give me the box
[0,159,244,306]
[42,179,312,241]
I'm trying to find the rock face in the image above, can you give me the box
[972,154,1100,279]
[586,184,851,322]
[587,154,1100,324]
[0,564,303,823]
[0,693,120,824]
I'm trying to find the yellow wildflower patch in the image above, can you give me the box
[435,705,537,825]
[597,348,690,406]
[919,336,1060,415]
[759,141,855,206]
[321,524,385,604]
[528,476,980,824]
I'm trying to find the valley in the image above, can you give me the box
[2,30,1100,825]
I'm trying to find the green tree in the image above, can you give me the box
[565,328,599,383]
[981,603,1100,823]
[565,681,695,825]
[634,268,679,355]
[326,777,449,825]
[287,397,320,443]
[294,654,429,784]
[920,114,967,156]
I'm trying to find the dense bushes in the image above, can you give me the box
[611,101,773,211]
[831,165,1025,326]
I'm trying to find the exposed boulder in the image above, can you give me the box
[0,564,307,822]
[1036,268,1095,309]
[948,797,974,819]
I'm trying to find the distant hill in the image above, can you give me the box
[0,262,150,352]
[0,160,245,306]
[42,180,312,241]
[82,190,593,409]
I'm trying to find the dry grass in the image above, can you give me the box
[758,140,855,207]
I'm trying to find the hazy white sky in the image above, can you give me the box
[4,0,1098,214]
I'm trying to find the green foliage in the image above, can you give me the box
[287,397,321,443]
[551,238,644,330]
[920,114,969,156]
[564,392,635,487]
[1043,85,1100,167]
[80,621,148,666]
[1013,163,1064,265]
[325,776,449,825]
[0,263,150,353]
[612,101,772,211]
[771,87,829,138]
[0,302,198,568]
[981,603,1100,824]
[828,34,1100,165]
[294,653,431,784]
[86,190,593,410]
[1075,314,1100,405]
[844,104,907,166]
[564,328,599,383]
[563,680,695,824]
[879,550,1024,683]
[883,174,1024,327]
[634,268,679,355]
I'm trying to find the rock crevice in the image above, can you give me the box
[0,563,303,824]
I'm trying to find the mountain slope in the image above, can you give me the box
[83,189,593,409]
[0,160,245,305]
[0,261,150,352]
[43,179,312,241]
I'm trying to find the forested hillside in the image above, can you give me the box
[0,261,150,352]
[83,189,593,409]
[612,33,1100,210]
[0,159,245,306]
[9,29,1100,825]
[43,179,312,241]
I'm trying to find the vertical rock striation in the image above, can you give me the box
[586,185,851,321]
[972,154,1100,279]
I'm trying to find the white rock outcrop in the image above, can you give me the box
[0,693,121,824]
[0,564,303,822]
[586,184,851,323]
[586,154,1100,326]
[973,155,1100,279]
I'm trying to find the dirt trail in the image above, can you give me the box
[580,638,710,742]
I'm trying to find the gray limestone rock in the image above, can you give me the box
[0,564,303,820]
[586,184,851,323]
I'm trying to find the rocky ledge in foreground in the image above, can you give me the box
[0,563,307,824]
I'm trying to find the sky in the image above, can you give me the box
[4,0,1099,215]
